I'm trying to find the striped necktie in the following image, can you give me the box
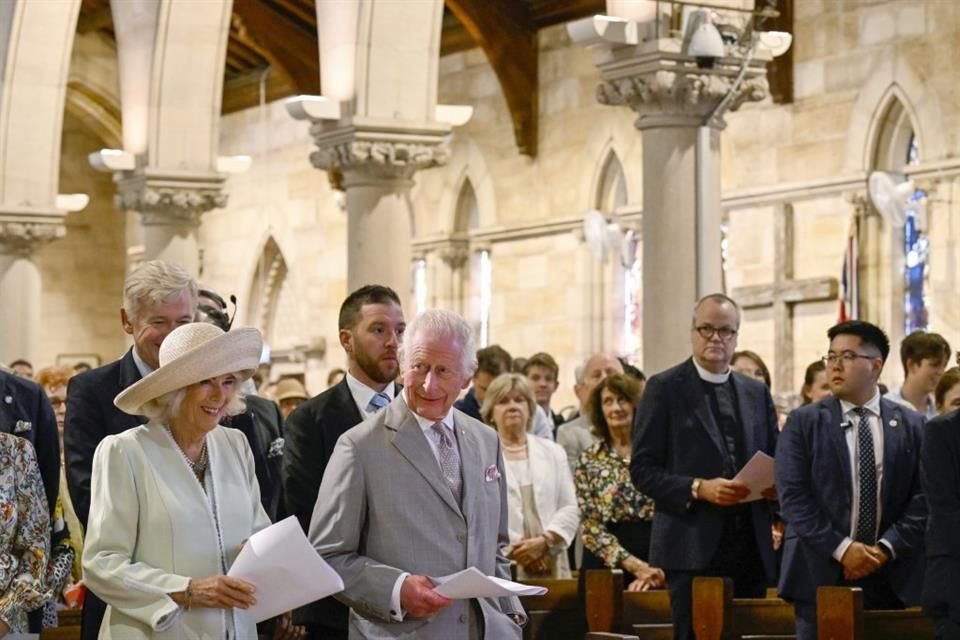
[367,392,391,413]
[431,422,462,503]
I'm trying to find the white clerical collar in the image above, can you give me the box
[401,393,455,435]
[346,371,395,413]
[839,389,882,418]
[131,347,154,379]
[692,358,731,384]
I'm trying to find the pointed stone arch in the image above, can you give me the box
[593,149,629,214]
[246,235,305,352]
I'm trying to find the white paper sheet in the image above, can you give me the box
[733,451,775,502]
[432,567,548,599]
[228,516,344,623]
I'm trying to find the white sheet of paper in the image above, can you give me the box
[228,516,344,623]
[733,451,775,502]
[432,567,547,599]
[6,635,39,640]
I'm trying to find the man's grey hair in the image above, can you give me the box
[692,292,741,328]
[123,260,199,321]
[399,309,478,377]
[141,386,247,426]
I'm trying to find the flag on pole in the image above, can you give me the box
[838,216,860,322]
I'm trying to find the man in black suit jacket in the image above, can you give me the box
[632,294,779,640]
[777,321,926,640]
[283,285,406,640]
[0,369,59,514]
[922,406,960,638]
[64,260,198,640]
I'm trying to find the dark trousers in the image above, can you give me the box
[304,624,349,640]
[793,570,904,640]
[80,592,107,640]
[665,507,767,640]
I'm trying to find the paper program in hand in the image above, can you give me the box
[432,567,547,599]
[228,516,344,623]
[732,451,775,503]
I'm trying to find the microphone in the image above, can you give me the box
[840,420,853,430]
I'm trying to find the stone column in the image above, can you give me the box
[580,36,769,374]
[113,169,227,273]
[0,214,65,363]
[308,123,451,311]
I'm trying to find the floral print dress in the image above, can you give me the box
[574,440,655,568]
[0,433,50,633]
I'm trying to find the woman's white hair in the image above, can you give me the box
[141,385,247,427]
[123,260,198,321]
[479,373,536,432]
[399,309,478,377]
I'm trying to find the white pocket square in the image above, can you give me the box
[14,420,32,434]
[484,464,501,482]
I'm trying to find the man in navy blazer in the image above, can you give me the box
[283,284,406,640]
[776,320,926,640]
[632,294,779,640]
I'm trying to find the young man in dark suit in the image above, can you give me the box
[776,320,926,640]
[632,293,779,640]
[282,284,405,640]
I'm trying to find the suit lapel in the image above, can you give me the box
[455,413,483,526]
[680,360,728,460]
[731,375,756,455]
[0,373,15,434]
[387,400,464,520]
[878,398,904,511]
[117,350,147,425]
[824,397,853,504]
[331,379,363,431]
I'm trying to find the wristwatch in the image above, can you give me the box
[691,478,703,500]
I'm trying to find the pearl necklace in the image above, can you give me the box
[166,427,209,478]
[502,440,528,453]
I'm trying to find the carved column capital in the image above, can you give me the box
[114,169,228,226]
[592,40,769,130]
[439,241,470,269]
[0,210,67,256]
[307,121,452,187]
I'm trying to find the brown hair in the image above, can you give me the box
[586,373,642,446]
[935,366,960,410]
[900,330,951,377]
[34,366,74,391]
[522,352,559,379]
[732,350,771,388]
[800,359,826,405]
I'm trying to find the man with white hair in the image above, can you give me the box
[310,309,525,639]
[556,353,624,471]
[64,259,197,640]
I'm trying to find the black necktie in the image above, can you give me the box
[853,407,877,544]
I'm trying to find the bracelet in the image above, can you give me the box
[184,580,193,611]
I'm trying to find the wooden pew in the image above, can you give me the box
[816,586,934,640]
[692,577,795,640]
[584,569,673,640]
[518,577,582,640]
[40,608,82,640]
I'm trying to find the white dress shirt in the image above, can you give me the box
[832,390,894,562]
[345,371,395,418]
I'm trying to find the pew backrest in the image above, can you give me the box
[816,586,934,640]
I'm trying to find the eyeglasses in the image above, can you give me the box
[694,325,738,340]
[822,351,878,366]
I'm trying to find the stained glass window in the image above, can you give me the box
[903,133,928,333]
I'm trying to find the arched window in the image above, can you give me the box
[902,133,927,332]
[247,237,302,350]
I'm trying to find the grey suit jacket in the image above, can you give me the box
[309,397,523,640]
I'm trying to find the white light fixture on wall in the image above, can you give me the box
[88,149,136,172]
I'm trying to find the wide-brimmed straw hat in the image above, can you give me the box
[275,378,309,402]
[114,323,263,415]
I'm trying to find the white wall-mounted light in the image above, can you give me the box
[284,95,342,122]
[683,10,725,68]
[758,31,793,57]
[606,0,659,23]
[567,15,639,46]
[88,148,136,172]
[435,105,473,127]
[56,193,90,212]
[216,155,252,174]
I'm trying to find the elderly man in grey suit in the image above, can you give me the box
[309,308,525,639]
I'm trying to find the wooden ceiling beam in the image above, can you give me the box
[232,0,320,95]
[445,0,539,156]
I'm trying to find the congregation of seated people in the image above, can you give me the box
[3,261,960,640]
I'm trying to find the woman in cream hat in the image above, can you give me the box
[82,323,273,640]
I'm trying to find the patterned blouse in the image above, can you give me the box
[574,440,655,569]
[0,433,50,633]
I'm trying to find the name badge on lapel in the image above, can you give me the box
[14,420,32,434]
[484,464,501,482]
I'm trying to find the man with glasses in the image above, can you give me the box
[775,320,926,640]
[632,293,779,640]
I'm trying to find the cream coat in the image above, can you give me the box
[82,424,270,640]
[503,435,580,577]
